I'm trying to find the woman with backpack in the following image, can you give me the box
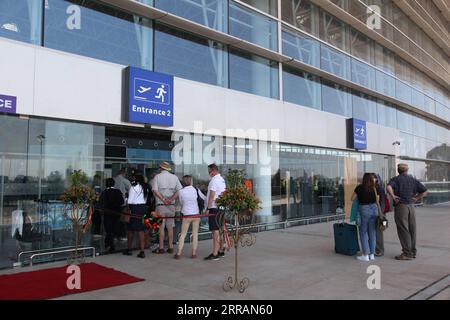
[351,173,379,262]
[174,175,206,259]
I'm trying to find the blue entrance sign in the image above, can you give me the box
[347,118,367,150]
[125,67,173,126]
[0,94,16,114]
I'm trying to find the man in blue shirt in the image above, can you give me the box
[387,163,428,260]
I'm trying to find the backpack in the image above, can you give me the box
[195,188,205,213]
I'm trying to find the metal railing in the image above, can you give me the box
[29,247,95,267]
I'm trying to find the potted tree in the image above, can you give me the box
[60,170,96,264]
[216,169,261,293]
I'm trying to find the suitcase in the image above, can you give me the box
[333,222,360,256]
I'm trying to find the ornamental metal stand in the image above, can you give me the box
[222,210,256,293]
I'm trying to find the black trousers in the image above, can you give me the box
[104,211,120,249]
[92,209,102,235]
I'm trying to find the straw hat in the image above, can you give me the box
[159,161,172,171]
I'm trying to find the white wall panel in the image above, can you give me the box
[0,38,399,155]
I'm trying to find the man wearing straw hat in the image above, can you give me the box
[387,163,428,261]
[152,161,182,254]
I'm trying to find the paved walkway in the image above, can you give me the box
[1,204,449,300]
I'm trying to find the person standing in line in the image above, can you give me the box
[351,173,379,262]
[372,173,387,257]
[174,175,206,259]
[114,169,131,241]
[204,164,226,261]
[123,174,148,258]
[387,163,428,260]
[152,162,183,254]
[99,178,124,253]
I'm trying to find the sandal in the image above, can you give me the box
[152,248,165,254]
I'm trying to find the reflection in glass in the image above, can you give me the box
[375,70,395,98]
[155,0,227,32]
[282,27,320,68]
[321,80,352,117]
[229,2,278,51]
[240,0,277,16]
[319,10,349,51]
[154,23,228,87]
[44,0,153,70]
[280,0,319,36]
[377,100,397,128]
[351,58,375,90]
[352,91,377,123]
[283,67,321,110]
[229,48,279,99]
[321,44,351,80]
[0,0,42,45]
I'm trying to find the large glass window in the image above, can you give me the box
[154,23,228,87]
[0,115,105,269]
[413,116,427,138]
[229,48,279,99]
[282,26,320,68]
[283,67,321,110]
[411,89,425,111]
[350,29,373,64]
[377,100,397,128]
[395,80,412,105]
[397,110,414,134]
[320,44,351,80]
[375,70,395,98]
[281,0,319,36]
[0,0,42,45]
[351,58,375,90]
[229,2,278,51]
[424,95,436,115]
[352,91,377,123]
[319,10,349,51]
[374,43,394,75]
[240,0,277,16]
[155,0,227,32]
[44,0,153,70]
[321,80,352,117]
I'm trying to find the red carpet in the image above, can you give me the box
[0,262,144,300]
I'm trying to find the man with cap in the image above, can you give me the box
[387,163,428,260]
[152,161,182,254]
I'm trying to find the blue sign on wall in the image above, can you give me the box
[126,67,173,126]
[0,94,16,114]
[347,118,367,150]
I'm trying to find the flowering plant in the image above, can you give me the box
[143,211,162,231]
[60,170,96,205]
[216,169,261,215]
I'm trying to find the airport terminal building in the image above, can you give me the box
[0,0,449,269]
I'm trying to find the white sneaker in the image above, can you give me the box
[356,255,370,262]
[369,254,375,260]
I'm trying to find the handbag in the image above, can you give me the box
[377,215,389,232]
[195,187,205,213]
[374,187,388,231]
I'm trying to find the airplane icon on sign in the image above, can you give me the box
[137,86,151,94]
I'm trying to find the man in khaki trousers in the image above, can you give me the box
[387,164,428,260]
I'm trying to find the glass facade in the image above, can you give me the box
[0,114,405,269]
[321,80,352,117]
[229,48,279,99]
[44,0,153,70]
[0,0,42,45]
[154,23,228,87]
[283,67,321,109]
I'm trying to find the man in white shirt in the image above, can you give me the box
[204,164,226,261]
[152,161,182,254]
